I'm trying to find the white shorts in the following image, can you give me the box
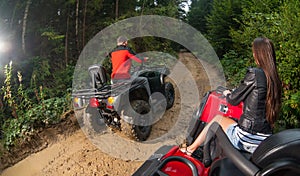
[226,124,271,153]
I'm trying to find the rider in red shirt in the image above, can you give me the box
[109,36,144,82]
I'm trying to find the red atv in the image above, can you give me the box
[133,86,300,176]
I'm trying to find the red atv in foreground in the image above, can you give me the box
[133,86,300,176]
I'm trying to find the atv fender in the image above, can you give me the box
[113,77,151,112]
[132,145,174,176]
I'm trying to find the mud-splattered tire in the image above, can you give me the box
[83,107,105,132]
[164,82,175,109]
[121,100,152,141]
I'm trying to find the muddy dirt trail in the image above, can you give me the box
[1,53,225,176]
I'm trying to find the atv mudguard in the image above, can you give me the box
[133,145,206,176]
[112,77,151,113]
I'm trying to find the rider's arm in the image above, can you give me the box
[127,47,144,63]
[128,52,143,63]
[226,68,256,106]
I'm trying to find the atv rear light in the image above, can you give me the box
[106,96,115,109]
[107,97,115,105]
[74,97,79,103]
[73,97,79,107]
[73,97,82,108]
[89,97,100,107]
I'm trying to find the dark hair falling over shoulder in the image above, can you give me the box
[252,37,282,127]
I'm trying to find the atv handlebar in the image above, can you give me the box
[215,86,227,95]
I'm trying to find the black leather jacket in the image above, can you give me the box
[226,67,272,134]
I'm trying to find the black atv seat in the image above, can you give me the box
[251,128,300,175]
[88,65,108,89]
[204,122,300,176]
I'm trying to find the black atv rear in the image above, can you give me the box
[72,64,175,141]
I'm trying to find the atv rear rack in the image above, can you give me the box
[72,81,134,99]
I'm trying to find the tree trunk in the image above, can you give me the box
[65,12,70,67]
[10,0,20,29]
[82,0,87,48]
[75,0,80,54]
[22,0,31,55]
[115,0,119,19]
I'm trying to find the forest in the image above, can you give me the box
[0,0,299,150]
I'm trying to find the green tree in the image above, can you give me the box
[187,0,213,34]
[206,0,244,57]
[229,0,300,129]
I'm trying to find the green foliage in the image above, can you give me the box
[276,90,300,131]
[220,50,250,88]
[187,0,213,33]
[230,11,280,55]
[275,1,300,91]
[41,28,65,56]
[0,62,71,149]
[206,0,243,57]
[138,2,180,18]
[2,96,70,149]
[52,65,75,97]
[188,0,299,130]
[2,61,15,111]
[102,56,112,80]
[0,62,15,126]
[125,0,188,20]
[131,36,179,56]
[30,56,51,89]
[16,71,33,116]
[2,118,33,148]
[228,0,300,129]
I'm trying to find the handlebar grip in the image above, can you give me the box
[216,86,227,94]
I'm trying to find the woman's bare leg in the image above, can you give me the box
[182,115,237,154]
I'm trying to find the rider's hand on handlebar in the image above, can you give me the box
[223,90,231,96]
[143,57,149,62]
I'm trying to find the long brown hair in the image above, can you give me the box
[252,37,281,126]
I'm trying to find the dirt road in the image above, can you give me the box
[1,53,225,176]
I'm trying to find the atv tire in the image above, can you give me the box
[83,107,105,132]
[121,100,152,141]
[164,82,175,109]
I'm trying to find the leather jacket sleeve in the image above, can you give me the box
[226,69,256,106]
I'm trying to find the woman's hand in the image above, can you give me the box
[223,90,231,96]
[143,57,149,62]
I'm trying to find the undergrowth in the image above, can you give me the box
[0,61,72,150]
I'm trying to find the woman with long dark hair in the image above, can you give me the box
[181,37,282,154]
